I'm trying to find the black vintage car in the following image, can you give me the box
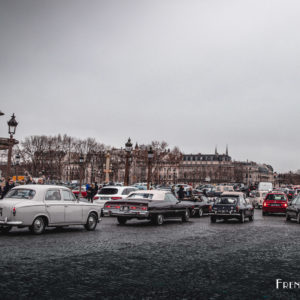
[181,195,212,217]
[102,190,191,225]
[210,192,254,223]
[286,194,300,223]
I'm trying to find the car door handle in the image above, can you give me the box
[64,205,68,207]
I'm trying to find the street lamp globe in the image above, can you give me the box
[7,113,18,136]
[148,146,154,159]
[79,154,84,164]
[125,138,133,153]
[15,154,20,165]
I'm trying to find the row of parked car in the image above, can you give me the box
[1,184,300,235]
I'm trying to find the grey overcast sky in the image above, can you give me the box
[0,0,300,172]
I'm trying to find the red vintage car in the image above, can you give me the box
[72,187,87,198]
[262,192,288,216]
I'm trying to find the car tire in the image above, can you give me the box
[262,211,267,216]
[154,214,164,225]
[297,213,300,224]
[117,216,128,225]
[239,212,245,223]
[85,213,98,231]
[210,216,216,223]
[0,226,12,234]
[198,208,203,217]
[249,213,254,221]
[286,213,291,221]
[182,209,190,222]
[29,216,46,235]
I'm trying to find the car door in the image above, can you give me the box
[45,189,65,225]
[288,197,298,219]
[62,189,83,224]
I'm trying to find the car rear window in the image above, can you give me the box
[128,193,154,199]
[266,194,286,201]
[98,188,118,195]
[4,189,36,200]
[215,197,237,205]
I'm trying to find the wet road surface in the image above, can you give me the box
[1,210,300,299]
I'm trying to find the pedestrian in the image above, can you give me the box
[1,178,15,199]
[178,185,185,200]
[87,184,94,202]
[91,183,98,203]
[171,185,176,196]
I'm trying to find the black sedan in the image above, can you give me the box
[210,192,254,223]
[180,195,212,217]
[286,195,300,223]
[102,190,191,225]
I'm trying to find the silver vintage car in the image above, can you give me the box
[0,185,101,235]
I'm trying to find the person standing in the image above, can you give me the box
[87,183,94,202]
[1,178,15,199]
[178,185,185,200]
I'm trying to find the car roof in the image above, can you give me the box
[100,186,136,190]
[221,192,244,196]
[13,184,70,191]
[128,190,171,199]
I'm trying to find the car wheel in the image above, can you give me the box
[154,214,164,225]
[239,212,245,223]
[190,208,196,217]
[30,217,46,235]
[249,213,254,221]
[85,213,98,231]
[198,208,203,217]
[262,211,267,216]
[0,226,12,234]
[297,213,300,224]
[210,216,216,223]
[117,216,127,225]
[286,213,291,221]
[182,209,190,222]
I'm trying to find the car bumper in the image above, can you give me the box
[0,218,23,226]
[209,211,241,217]
[103,209,149,218]
[262,207,286,213]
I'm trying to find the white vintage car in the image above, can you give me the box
[0,185,102,235]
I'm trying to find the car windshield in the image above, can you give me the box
[98,188,118,195]
[128,193,154,199]
[266,194,286,201]
[4,189,36,200]
[215,197,237,205]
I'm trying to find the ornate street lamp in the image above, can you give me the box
[8,114,18,138]
[147,146,154,190]
[124,138,133,186]
[6,114,18,178]
[78,154,84,199]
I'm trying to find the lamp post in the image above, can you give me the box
[15,154,20,182]
[79,154,84,199]
[147,146,154,190]
[124,138,132,186]
[6,114,18,178]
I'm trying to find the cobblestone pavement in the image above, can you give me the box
[1,210,300,299]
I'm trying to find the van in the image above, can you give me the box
[258,182,273,192]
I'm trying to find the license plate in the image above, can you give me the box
[123,206,129,211]
[270,204,280,206]
[101,197,110,200]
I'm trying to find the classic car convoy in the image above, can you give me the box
[2,184,300,235]
[0,185,102,234]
